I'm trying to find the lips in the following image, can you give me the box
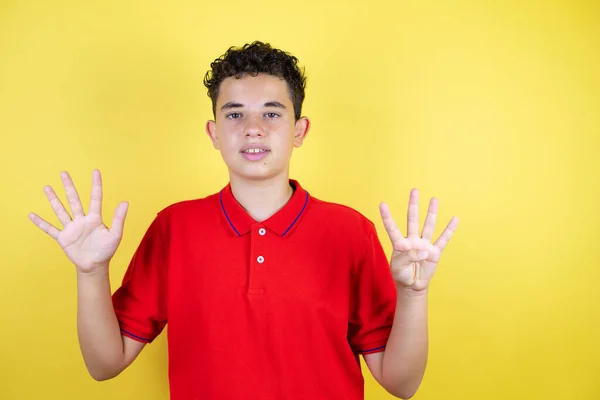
[240,146,270,162]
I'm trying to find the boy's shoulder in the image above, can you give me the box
[156,191,220,219]
[308,195,377,231]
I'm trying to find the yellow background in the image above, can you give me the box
[1,0,598,399]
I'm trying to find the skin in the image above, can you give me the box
[29,72,458,398]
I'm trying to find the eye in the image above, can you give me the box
[226,112,242,119]
[265,112,279,118]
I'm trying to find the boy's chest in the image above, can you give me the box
[168,225,356,315]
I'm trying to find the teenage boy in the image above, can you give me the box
[29,41,458,399]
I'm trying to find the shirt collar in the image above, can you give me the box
[219,179,310,237]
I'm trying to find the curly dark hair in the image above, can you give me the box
[203,41,306,121]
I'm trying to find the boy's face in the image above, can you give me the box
[206,73,310,183]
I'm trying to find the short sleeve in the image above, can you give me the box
[348,221,397,355]
[112,213,169,343]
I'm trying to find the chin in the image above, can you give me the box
[230,166,287,182]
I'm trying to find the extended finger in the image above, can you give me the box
[88,169,103,215]
[28,212,60,240]
[407,189,420,238]
[43,185,72,227]
[109,201,129,237]
[379,202,411,251]
[434,216,459,252]
[421,197,438,241]
[61,171,85,218]
[379,203,410,251]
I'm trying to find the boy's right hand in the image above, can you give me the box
[29,170,129,274]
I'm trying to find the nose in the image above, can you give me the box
[243,115,265,137]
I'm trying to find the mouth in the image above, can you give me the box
[240,148,270,154]
[240,146,271,161]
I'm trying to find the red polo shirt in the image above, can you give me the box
[112,180,397,399]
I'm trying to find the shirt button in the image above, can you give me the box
[258,228,266,236]
[257,256,265,264]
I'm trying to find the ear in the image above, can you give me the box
[293,117,311,148]
[205,120,219,149]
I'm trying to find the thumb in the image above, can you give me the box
[397,249,429,265]
[412,249,429,261]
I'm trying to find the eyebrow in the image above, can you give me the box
[220,102,243,111]
[220,101,287,111]
[264,101,286,109]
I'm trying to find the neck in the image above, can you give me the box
[229,174,294,222]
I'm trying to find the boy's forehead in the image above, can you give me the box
[217,73,291,106]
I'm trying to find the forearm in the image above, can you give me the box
[381,287,429,398]
[76,264,126,380]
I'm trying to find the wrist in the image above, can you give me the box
[76,263,110,279]
[396,285,429,299]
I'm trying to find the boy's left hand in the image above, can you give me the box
[379,189,458,292]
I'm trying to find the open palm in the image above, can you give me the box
[29,170,129,273]
[380,189,458,291]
